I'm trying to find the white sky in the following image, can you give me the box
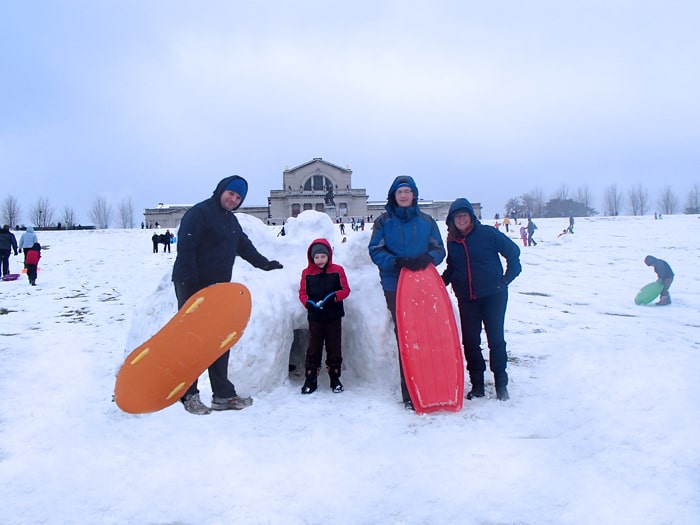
[2,0,699,222]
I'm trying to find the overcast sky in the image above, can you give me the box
[2,0,699,224]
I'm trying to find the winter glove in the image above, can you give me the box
[262,260,283,271]
[394,257,408,269]
[403,253,433,271]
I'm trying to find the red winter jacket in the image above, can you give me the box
[299,238,350,321]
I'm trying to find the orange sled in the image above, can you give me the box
[114,282,252,414]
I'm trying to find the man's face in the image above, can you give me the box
[220,190,242,212]
[395,187,414,208]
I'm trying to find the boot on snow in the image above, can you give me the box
[656,293,671,306]
[466,371,485,400]
[328,367,344,393]
[301,368,318,394]
[495,372,510,401]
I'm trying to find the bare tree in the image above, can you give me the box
[62,206,78,228]
[657,186,679,215]
[117,197,135,229]
[30,197,56,227]
[603,184,622,216]
[576,185,594,212]
[685,182,700,214]
[522,187,545,217]
[626,184,649,216]
[89,196,113,229]
[554,184,570,200]
[2,195,22,227]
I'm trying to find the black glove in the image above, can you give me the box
[394,257,408,269]
[262,260,283,271]
[404,253,432,271]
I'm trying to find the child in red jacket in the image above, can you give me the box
[25,242,41,286]
[298,238,351,394]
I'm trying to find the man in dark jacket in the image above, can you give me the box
[172,175,283,415]
[368,175,446,410]
[0,224,19,278]
[442,198,521,401]
[644,255,674,305]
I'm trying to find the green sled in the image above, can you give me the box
[635,281,664,305]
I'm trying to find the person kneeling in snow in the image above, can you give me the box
[644,255,674,306]
[298,239,351,394]
[172,175,284,415]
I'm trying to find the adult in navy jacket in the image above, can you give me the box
[368,175,446,410]
[441,198,521,401]
[172,175,283,415]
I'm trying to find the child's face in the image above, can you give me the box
[313,253,329,268]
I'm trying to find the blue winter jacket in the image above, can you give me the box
[442,198,521,300]
[368,176,445,292]
[172,176,272,292]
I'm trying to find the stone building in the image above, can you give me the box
[143,158,480,228]
[268,158,368,223]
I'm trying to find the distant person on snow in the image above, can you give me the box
[644,255,674,306]
[526,218,538,246]
[298,239,351,395]
[24,242,41,286]
[368,175,446,411]
[0,224,18,278]
[441,198,522,401]
[162,230,172,253]
[519,226,528,247]
[18,226,39,265]
[172,175,284,415]
[151,232,160,253]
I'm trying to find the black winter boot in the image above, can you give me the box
[301,368,318,394]
[328,367,344,393]
[495,372,509,401]
[466,371,485,400]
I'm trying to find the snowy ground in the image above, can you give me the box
[0,212,698,525]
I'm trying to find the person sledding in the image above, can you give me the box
[644,255,674,305]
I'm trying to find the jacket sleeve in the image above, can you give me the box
[498,232,522,284]
[427,217,446,266]
[368,215,398,274]
[174,208,204,287]
[299,270,309,306]
[333,266,351,301]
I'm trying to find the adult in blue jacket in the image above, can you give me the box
[172,175,283,415]
[368,175,446,410]
[441,198,521,401]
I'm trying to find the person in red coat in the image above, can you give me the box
[25,243,41,286]
[298,238,351,394]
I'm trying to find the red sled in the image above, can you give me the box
[396,264,465,414]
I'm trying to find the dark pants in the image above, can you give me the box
[383,290,411,403]
[152,242,159,253]
[457,290,509,377]
[26,264,38,284]
[0,249,10,276]
[660,276,673,297]
[305,318,342,370]
[174,282,237,400]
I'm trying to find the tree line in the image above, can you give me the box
[1,195,137,229]
[504,182,700,218]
